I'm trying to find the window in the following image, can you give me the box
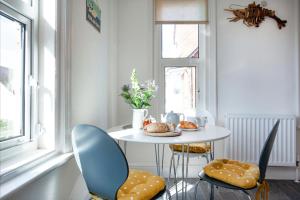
[156,24,206,116]
[162,24,199,58]
[165,66,196,114]
[0,5,31,149]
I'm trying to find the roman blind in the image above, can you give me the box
[155,0,208,24]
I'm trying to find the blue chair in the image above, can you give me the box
[72,124,168,200]
[196,120,280,200]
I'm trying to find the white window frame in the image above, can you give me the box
[0,1,37,152]
[154,24,207,115]
[153,0,217,120]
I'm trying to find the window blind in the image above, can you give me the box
[155,0,208,24]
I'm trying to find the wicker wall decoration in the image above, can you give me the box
[225,2,287,29]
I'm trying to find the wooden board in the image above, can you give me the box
[144,131,181,137]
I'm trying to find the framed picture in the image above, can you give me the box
[86,0,101,32]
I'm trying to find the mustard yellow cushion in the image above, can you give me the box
[117,170,165,200]
[169,143,211,153]
[204,159,260,189]
[90,170,165,200]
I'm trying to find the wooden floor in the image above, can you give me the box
[166,178,300,200]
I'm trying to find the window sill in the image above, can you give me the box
[0,149,54,176]
[0,152,73,199]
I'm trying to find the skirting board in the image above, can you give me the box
[128,163,299,180]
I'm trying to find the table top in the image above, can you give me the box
[108,125,231,144]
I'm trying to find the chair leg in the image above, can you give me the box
[176,154,180,172]
[242,190,252,200]
[194,180,201,199]
[167,152,173,186]
[171,151,178,200]
[204,154,209,164]
[165,189,172,200]
[210,141,215,161]
[210,184,214,200]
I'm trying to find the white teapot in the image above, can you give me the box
[161,111,184,126]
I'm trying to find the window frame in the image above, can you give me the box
[0,3,32,150]
[155,24,207,115]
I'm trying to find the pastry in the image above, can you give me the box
[179,121,198,129]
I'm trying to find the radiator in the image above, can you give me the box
[224,114,296,166]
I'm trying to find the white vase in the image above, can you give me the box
[132,109,148,129]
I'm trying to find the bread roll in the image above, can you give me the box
[145,123,172,133]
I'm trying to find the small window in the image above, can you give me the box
[162,24,199,58]
[165,66,196,114]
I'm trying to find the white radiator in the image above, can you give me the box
[224,114,296,166]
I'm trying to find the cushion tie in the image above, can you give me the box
[255,180,270,200]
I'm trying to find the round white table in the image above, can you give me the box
[108,125,230,144]
[108,125,230,200]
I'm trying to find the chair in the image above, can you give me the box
[168,115,216,182]
[196,120,280,200]
[72,124,168,200]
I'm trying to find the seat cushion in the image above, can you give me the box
[203,159,259,189]
[117,169,165,200]
[169,143,210,153]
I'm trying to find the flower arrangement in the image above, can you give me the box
[121,69,158,109]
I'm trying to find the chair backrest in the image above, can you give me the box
[72,124,129,200]
[258,120,280,183]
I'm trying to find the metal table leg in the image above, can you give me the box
[185,144,190,200]
[169,149,179,200]
[117,140,127,157]
[154,144,166,176]
[124,141,127,156]
[161,144,165,175]
[154,144,161,175]
[181,144,185,200]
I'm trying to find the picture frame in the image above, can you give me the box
[86,0,101,32]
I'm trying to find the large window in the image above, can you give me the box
[157,24,205,116]
[0,5,31,149]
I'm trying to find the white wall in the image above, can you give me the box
[112,0,164,173]
[116,0,154,125]
[217,0,299,123]
[71,0,112,129]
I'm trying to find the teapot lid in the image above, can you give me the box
[166,111,176,117]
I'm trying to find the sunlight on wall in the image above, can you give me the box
[41,0,56,29]
[38,0,56,149]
